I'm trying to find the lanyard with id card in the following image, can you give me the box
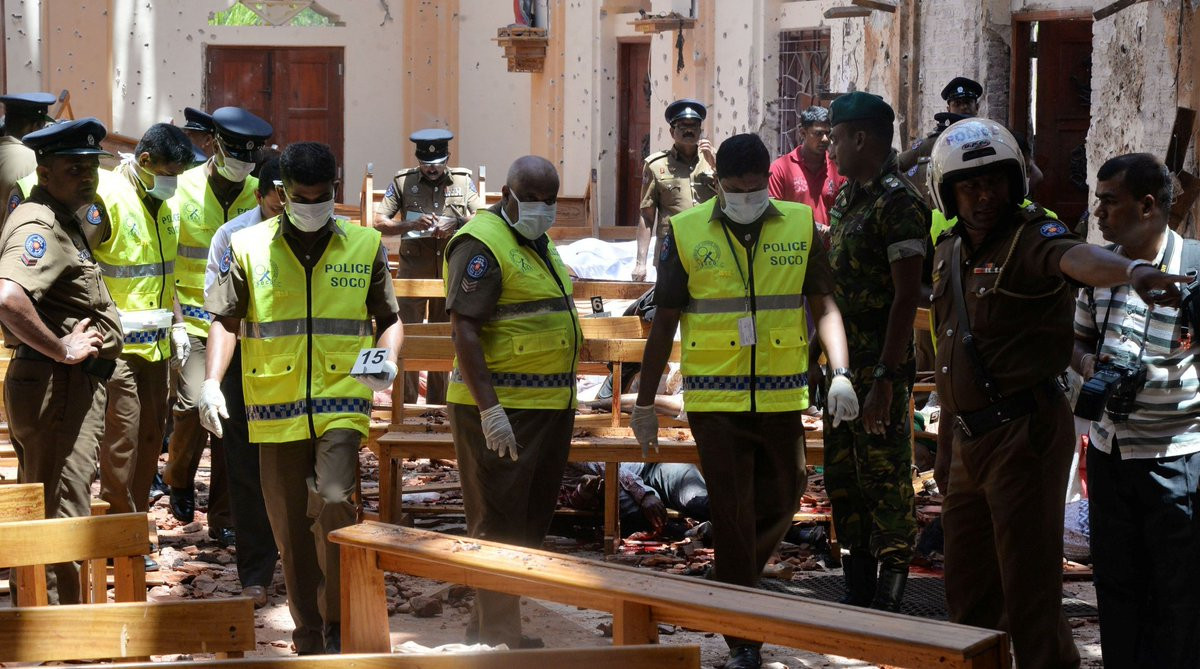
[719,222,757,347]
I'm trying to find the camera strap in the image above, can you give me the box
[950,236,1004,404]
[1097,233,1175,358]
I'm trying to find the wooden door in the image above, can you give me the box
[617,41,651,227]
[205,46,344,184]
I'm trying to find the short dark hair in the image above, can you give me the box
[1011,130,1034,159]
[799,106,830,128]
[1097,153,1173,209]
[280,142,337,186]
[134,123,194,167]
[715,133,770,179]
[256,157,281,196]
[843,117,893,145]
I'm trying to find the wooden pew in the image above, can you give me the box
[332,523,1011,668]
[0,483,49,604]
[0,598,256,662]
[75,645,698,668]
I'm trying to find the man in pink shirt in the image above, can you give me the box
[769,106,845,235]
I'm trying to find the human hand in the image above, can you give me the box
[1080,352,1111,380]
[60,318,102,364]
[640,493,667,532]
[861,380,893,436]
[355,359,397,391]
[480,404,519,461]
[432,215,458,239]
[198,379,229,438]
[698,138,716,167]
[1131,264,1190,308]
[826,374,860,428]
[170,323,190,369]
[631,262,647,282]
[631,404,660,458]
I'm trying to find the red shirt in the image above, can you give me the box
[768,149,846,227]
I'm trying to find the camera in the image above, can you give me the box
[1074,359,1147,422]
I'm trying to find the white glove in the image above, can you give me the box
[170,323,190,369]
[826,374,860,428]
[198,378,229,438]
[630,404,660,459]
[355,359,397,392]
[479,404,519,461]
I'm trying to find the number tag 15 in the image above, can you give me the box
[350,348,389,376]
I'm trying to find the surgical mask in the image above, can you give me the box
[721,188,771,225]
[501,191,556,240]
[285,197,334,232]
[215,144,255,182]
[142,170,177,200]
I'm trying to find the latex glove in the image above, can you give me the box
[355,359,397,392]
[170,323,190,369]
[198,378,229,438]
[480,404,519,461]
[631,403,660,458]
[826,374,860,428]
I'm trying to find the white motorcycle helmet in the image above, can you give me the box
[927,118,1028,219]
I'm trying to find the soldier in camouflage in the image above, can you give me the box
[824,92,929,612]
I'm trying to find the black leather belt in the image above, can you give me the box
[13,345,117,381]
[955,379,1061,438]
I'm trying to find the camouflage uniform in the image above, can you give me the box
[824,152,929,571]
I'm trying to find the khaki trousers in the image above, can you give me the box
[6,357,107,604]
[166,334,231,529]
[259,428,360,654]
[99,354,170,513]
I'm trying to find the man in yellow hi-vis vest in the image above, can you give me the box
[164,107,271,545]
[93,124,194,544]
[202,142,401,655]
[632,134,857,669]
[443,156,581,648]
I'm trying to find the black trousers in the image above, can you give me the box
[221,345,279,588]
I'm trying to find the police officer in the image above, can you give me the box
[898,77,982,205]
[927,118,1187,668]
[181,107,215,165]
[632,134,858,669]
[0,118,123,603]
[0,93,55,225]
[202,141,401,654]
[374,129,479,406]
[94,124,194,541]
[824,92,928,611]
[166,107,271,544]
[635,99,718,281]
[443,155,580,648]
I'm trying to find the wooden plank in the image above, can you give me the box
[340,546,390,653]
[613,600,658,645]
[914,307,932,333]
[1093,0,1148,20]
[0,483,44,521]
[580,338,681,363]
[578,316,650,339]
[81,646,700,669]
[392,278,654,301]
[0,599,256,662]
[852,0,897,11]
[824,6,872,18]
[0,513,149,567]
[330,524,1008,669]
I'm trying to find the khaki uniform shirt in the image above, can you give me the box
[378,167,480,280]
[640,147,717,238]
[0,186,123,357]
[931,205,1082,414]
[0,136,36,226]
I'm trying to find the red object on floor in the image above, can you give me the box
[1078,434,1089,498]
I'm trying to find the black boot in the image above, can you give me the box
[838,551,877,607]
[323,624,341,654]
[724,644,762,669]
[870,566,908,613]
[169,486,195,523]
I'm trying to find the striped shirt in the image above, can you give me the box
[1073,229,1200,459]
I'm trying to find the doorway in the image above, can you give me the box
[617,41,651,227]
[205,46,344,185]
[1011,16,1093,227]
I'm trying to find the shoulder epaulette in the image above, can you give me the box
[644,151,668,166]
[395,167,419,178]
[448,167,473,176]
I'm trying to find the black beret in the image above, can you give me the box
[183,107,214,133]
[941,77,983,101]
[409,128,453,164]
[830,92,895,127]
[665,99,706,124]
[22,117,112,157]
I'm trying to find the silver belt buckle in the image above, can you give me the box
[955,414,974,438]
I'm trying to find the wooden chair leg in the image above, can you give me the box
[112,556,146,602]
[612,600,658,645]
[604,462,619,555]
[340,546,391,653]
[611,361,622,428]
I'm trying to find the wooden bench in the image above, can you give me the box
[332,523,1011,668]
[75,645,698,668]
[0,598,256,663]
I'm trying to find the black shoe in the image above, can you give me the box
[870,566,908,613]
[145,555,160,572]
[724,644,762,669]
[149,473,169,504]
[323,624,341,654]
[169,486,195,523]
[838,551,878,607]
[208,527,236,547]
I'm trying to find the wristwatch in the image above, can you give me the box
[831,367,850,379]
[871,363,897,381]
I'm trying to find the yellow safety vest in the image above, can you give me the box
[172,164,258,338]
[232,217,380,443]
[442,210,582,410]
[6,173,35,216]
[94,168,179,361]
[672,199,813,412]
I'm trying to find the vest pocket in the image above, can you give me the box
[769,327,804,349]
[322,351,361,374]
[511,329,569,356]
[246,354,298,379]
[687,330,741,350]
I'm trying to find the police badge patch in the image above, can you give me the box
[219,246,233,274]
[466,254,489,279]
[7,194,21,214]
[85,204,102,225]
[1039,221,1068,238]
[385,183,396,199]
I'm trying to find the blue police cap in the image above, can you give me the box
[941,77,983,102]
[665,99,706,124]
[22,117,112,157]
[183,107,214,133]
[211,107,273,159]
[410,129,453,164]
[0,92,57,121]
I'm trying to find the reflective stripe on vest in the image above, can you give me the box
[233,217,379,443]
[442,210,582,410]
[123,327,169,345]
[180,304,212,322]
[170,164,258,338]
[95,168,179,361]
[672,198,814,412]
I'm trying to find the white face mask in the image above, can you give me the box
[215,144,255,182]
[502,190,557,240]
[721,188,771,225]
[142,170,178,200]
[285,197,334,232]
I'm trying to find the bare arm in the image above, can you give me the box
[373,211,426,237]
[374,311,403,365]
[1060,244,1190,305]
[0,279,100,362]
[633,207,656,280]
[450,311,499,410]
[808,293,848,370]
[635,306,681,407]
[204,316,240,382]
